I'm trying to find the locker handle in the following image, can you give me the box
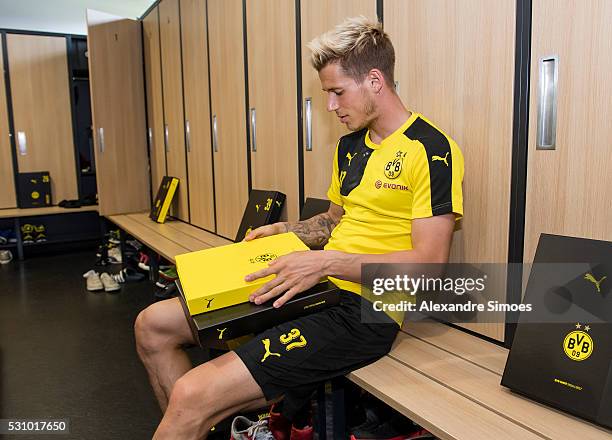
[537,56,559,150]
[98,127,105,153]
[17,131,27,156]
[212,115,218,152]
[250,108,257,152]
[148,127,153,149]
[186,120,191,153]
[164,124,169,152]
[305,98,312,151]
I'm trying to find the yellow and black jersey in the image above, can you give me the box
[324,112,464,299]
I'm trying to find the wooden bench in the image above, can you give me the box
[105,208,611,439]
[349,322,612,440]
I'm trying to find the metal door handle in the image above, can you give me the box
[185,120,191,152]
[148,127,153,149]
[164,124,169,152]
[537,56,559,150]
[305,98,312,151]
[212,115,218,152]
[17,131,27,155]
[250,108,257,152]
[98,127,105,153]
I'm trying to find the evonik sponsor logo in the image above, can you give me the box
[374,180,409,191]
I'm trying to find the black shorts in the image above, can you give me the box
[234,290,399,419]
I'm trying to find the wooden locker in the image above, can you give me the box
[246,0,299,221]
[143,6,167,196]
[6,34,78,204]
[87,10,150,215]
[159,0,189,221]
[300,0,377,200]
[385,0,516,342]
[524,0,612,264]
[208,0,249,239]
[0,40,16,208]
[181,0,215,231]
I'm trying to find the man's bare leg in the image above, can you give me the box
[134,297,195,411]
[153,350,269,439]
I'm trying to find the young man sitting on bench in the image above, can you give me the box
[135,16,464,439]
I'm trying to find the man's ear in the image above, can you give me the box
[367,69,384,94]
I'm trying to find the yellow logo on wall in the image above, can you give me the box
[563,323,594,362]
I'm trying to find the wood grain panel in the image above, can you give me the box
[87,10,150,215]
[246,0,299,221]
[349,356,543,440]
[7,34,78,203]
[301,0,377,200]
[0,42,16,208]
[385,0,516,341]
[524,0,612,263]
[208,0,249,239]
[181,0,215,231]
[143,7,167,195]
[159,0,189,221]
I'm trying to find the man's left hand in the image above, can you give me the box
[245,250,328,308]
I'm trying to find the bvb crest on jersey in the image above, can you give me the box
[563,323,594,362]
[384,150,407,179]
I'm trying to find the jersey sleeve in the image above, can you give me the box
[410,141,464,219]
[326,140,343,206]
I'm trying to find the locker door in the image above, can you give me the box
[0,40,16,208]
[7,34,78,204]
[300,0,377,200]
[208,0,249,239]
[159,0,189,221]
[87,10,149,215]
[524,0,612,263]
[143,6,167,195]
[181,0,215,231]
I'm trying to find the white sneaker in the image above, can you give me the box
[100,272,120,292]
[83,269,103,291]
[0,250,13,264]
[108,246,122,264]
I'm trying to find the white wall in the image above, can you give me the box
[0,0,155,35]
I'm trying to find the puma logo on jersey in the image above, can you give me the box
[217,328,227,339]
[260,338,281,362]
[346,152,356,167]
[339,170,347,187]
[584,273,606,293]
[432,152,449,166]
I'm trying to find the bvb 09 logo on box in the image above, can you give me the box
[563,323,594,362]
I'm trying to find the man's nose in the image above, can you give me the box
[327,94,338,112]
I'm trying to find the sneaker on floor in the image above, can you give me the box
[158,266,178,281]
[21,223,34,244]
[0,250,13,264]
[269,404,291,440]
[138,252,150,271]
[111,267,145,284]
[125,239,143,251]
[83,269,103,291]
[108,246,122,264]
[231,416,275,440]
[34,224,47,242]
[108,229,121,245]
[154,282,177,301]
[100,272,120,292]
[0,230,8,244]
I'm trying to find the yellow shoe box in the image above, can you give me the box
[175,232,312,315]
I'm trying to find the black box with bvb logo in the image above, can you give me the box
[234,190,285,242]
[17,172,52,208]
[502,234,612,429]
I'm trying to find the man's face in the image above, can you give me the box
[318,62,376,132]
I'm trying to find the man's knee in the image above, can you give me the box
[134,298,186,354]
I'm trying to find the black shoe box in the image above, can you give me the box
[17,172,52,208]
[176,280,340,350]
[234,190,286,242]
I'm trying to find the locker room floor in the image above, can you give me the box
[0,248,189,439]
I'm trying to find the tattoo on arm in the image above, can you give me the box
[284,213,339,248]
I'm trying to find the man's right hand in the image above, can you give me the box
[243,222,288,241]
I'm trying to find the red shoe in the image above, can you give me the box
[269,404,291,440]
[290,424,314,440]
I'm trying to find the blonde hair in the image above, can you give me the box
[307,16,395,85]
